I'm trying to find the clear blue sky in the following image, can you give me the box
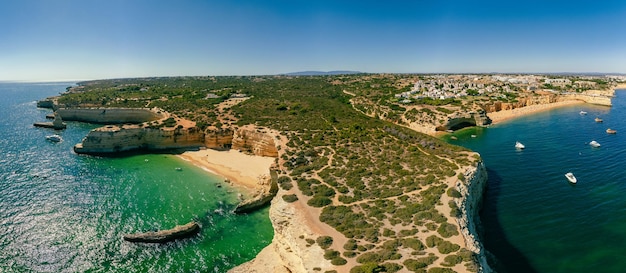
[1,0,625,81]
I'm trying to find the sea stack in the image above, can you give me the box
[33,112,67,129]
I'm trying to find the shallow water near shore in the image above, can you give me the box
[0,83,272,272]
[449,90,626,273]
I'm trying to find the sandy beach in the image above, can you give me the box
[487,100,584,125]
[178,148,276,193]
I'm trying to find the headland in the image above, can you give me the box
[37,74,624,273]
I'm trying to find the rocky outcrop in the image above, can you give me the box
[33,112,67,130]
[437,109,492,131]
[57,107,165,124]
[454,158,492,273]
[232,125,279,157]
[74,125,204,154]
[123,221,200,243]
[36,99,55,109]
[560,92,612,106]
[234,171,279,214]
[229,196,332,273]
[204,127,235,149]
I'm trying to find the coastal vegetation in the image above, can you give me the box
[55,75,481,271]
[54,73,624,272]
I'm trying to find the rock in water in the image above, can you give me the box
[123,221,200,243]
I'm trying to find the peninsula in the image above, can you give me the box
[40,74,623,273]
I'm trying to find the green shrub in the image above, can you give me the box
[278,176,293,190]
[446,187,462,198]
[427,267,456,273]
[350,263,384,273]
[437,222,459,238]
[344,239,358,250]
[331,257,347,265]
[426,235,443,248]
[324,249,340,260]
[437,241,460,254]
[317,236,334,249]
[403,256,437,271]
[448,201,461,218]
[282,194,298,203]
[442,254,462,267]
[308,196,332,207]
[343,251,357,258]
[402,238,425,251]
[458,248,475,262]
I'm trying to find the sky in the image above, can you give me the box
[1,0,626,81]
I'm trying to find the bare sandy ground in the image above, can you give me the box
[178,149,275,193]
[487,100,584,125]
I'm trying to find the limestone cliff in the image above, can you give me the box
[204,127,234,149]
[453,158,493,273]
[74,125,204,154]
[482,91,613,113]
[229,196,332,273]
[437,109,492,131]
[231,125,279,157]
[234,170,279,214]
[58,107,165,124]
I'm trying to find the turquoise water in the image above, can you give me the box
[0,83,273,272]
[450,90,626,273]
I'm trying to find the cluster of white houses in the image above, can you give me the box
[394,74,603,102]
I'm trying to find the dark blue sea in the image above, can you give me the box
[0,83,272,273]
[449,90,626,273]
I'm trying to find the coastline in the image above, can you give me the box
[486,100,584,125]
[177,149,276,195]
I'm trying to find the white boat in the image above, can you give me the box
[580,110,587,115]
[45,134,62,142]
[515,141,525,149]
[565,172,577,183]
[589,140,601,148]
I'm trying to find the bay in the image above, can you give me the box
[0,83,272,273]
[449,90,626,273]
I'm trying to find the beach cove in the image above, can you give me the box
[0,83,274,273]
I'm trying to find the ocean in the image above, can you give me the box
[449,90,626,273]
[0,83,273,273]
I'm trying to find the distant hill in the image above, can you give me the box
[282,70,363,76]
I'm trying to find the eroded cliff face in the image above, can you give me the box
[454,158,493,273]
[229,197,332,273]
[58,108,166,124]
[231,125,279,157]
[74,125,204,154]
[437,109,492,131]
[204,127,234,149]
[482,91,613,113]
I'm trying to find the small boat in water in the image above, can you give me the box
[589,140,601,148]
[606,128,617,134]
[595,117,603,123]
[565,172,577,184]
[515,141,525,149]
[580,110,587,115]
[45,134,62,142]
